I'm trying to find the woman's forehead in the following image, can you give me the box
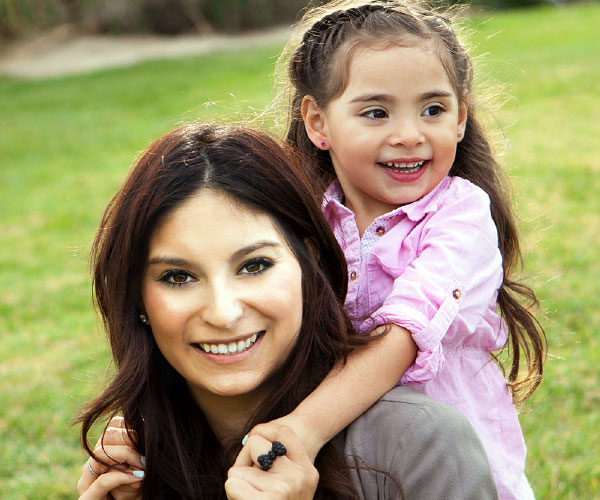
[148,190,292,260]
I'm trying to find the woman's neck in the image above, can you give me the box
[188,385,267,445]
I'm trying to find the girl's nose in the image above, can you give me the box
[199,285,243,329]
[389,119,424,147]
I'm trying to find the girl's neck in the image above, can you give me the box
[344,196,400,237]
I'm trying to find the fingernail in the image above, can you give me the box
[133,470,145,478]
[242,434,248,446]
[140,455,146,466]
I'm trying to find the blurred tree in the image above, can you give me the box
[0,0,591,44]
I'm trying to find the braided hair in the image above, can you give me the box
[275,0,546,403]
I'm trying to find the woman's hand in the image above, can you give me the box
[255,414,322,463]
[77,417,144,500]
[225,424,319,499]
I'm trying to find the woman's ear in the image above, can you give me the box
[301,95,329,150]
[457,92,469,142]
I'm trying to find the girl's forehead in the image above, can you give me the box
[333,36,457,96]
[347,36,444,67]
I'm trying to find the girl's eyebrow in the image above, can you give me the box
[419,90,453,100]
[349,93,395,105]
[349,90,453,105]
[146,241,282,266]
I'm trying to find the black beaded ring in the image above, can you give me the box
[257,440,287,471]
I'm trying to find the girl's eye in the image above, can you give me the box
[362,108,388,120]
[158,270,194,287]
[423,105,444,117]
[239,258,273,275]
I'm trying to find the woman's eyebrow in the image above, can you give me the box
[146,241,282,267]
[231,241,282,261]
[146,256,191,266]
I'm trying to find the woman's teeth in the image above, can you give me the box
[382,160,425,173]
[199,333,258,355]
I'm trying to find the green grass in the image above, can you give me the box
[1,3,598,498]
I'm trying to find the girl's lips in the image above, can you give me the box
[379,159,429,183]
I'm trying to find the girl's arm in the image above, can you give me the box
[254,325,416,461]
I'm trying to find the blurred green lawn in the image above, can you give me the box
[1,3,598,498]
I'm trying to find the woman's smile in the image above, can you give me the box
[195,330,264,356]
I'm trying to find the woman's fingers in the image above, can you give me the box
[92,443,145,471]
[107,480,143,500]
[99,425,137,450]
[87,421,144,472]
[244,423,311,468]
[227,424,319,499]
[77,470,143,500]
[225,475,262,499]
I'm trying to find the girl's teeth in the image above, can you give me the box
[383,160,425,171]
[200,333,260,355]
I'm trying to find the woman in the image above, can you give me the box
[77,123,498,499]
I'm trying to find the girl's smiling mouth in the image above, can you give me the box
[379,160,427,173]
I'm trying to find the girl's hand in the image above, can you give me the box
[225,424,319,499]
[77,417,144,500]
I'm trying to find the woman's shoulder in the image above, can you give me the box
[340,386,499,500]
[345,386,473,443]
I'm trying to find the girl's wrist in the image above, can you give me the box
[278,413,327,463]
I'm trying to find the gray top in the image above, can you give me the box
[339,386,499,499]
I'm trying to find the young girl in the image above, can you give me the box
[248,1,547,499]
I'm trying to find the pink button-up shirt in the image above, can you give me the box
[322,176,534,500]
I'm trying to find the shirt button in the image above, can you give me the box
[452,289,462,300]
[376,226,386,236]
[350,271,357,281]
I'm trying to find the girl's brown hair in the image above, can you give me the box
[77,123,369,499]
[276,0,545,402]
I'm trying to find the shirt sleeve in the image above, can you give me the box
[364,184,504,383]
[342,386,499,500]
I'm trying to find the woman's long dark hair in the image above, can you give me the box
[76,123,369,499]
[277,0,546,403]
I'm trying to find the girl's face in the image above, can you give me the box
[141,189,303,408]
[306,43,467,220]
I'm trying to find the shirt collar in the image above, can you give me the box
[323,176,452,222]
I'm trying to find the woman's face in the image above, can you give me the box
[141,189,303,406]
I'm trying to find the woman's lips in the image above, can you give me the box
[193,331,265,356]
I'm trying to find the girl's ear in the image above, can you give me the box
[301,95,329,149]
[457,92,469,142]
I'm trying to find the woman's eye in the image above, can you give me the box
[239,258,273,275]
[362,108,388,120]
[423,105,444,117]
[159,270,194,287]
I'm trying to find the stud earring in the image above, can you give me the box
[457,131,463,138]
[140,314,149,324]
[320,141,326,148]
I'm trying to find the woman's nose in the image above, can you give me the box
[199,284,243,329]
[389,119,424,147]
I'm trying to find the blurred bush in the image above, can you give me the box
[0,0,594,43]
[0,0,312,42]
